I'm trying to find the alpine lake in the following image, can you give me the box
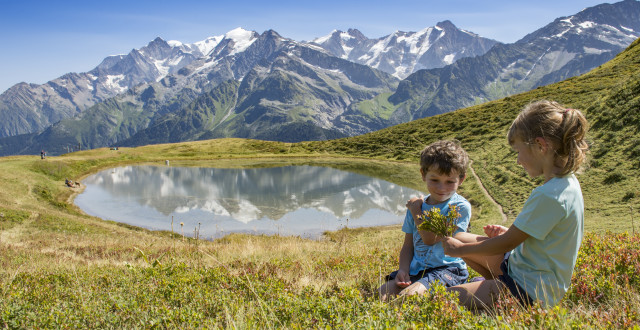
[74,159,426,240]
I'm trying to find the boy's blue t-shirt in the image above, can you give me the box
[402,192,471,275]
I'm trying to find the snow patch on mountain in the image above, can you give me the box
[313,30,337,44]
[153,60,170,78]
[443,53,456,65]
[225,27,257,55]
[192,36,224,56]
[578,21,595,29]
[105,74,126,93]
[583,47,608,54]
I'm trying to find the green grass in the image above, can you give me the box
[355,92,397,119]
[1,39,640,328]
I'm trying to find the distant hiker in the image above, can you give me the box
[378,140,471,301]
[41,150,45,159]
[441,100,589,309]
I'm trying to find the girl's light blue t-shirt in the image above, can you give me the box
[509,174,584,307]
[402,192,471,275]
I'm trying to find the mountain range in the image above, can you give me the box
[0,0,638,156]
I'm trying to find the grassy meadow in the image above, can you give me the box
[1,39,640,328]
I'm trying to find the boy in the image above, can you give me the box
[378,140,471,300]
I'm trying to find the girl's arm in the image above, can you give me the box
[453,224,509,243]
[443,225,529,257]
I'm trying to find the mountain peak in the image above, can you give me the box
[225,27,255,39]
[435,20,456,29]
[262,29,283,39]
[146,37,169,49]
[167,40,183,47]
[312,30,340,44]
[223,27,259,55]
[346,28,366,39]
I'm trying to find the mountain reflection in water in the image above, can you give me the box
[75,165,425,239]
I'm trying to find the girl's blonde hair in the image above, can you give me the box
[507,100,589,176]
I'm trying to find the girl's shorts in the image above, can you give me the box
[386,266,469,289]
[498,252,535,306]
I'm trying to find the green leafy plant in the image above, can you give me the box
[417,205,460,237]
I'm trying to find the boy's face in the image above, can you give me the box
[421,166,465,205]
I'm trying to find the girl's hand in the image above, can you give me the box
[483,225,509,238]
[406,195,424,223]
[406,196,424,210]
[442,236,464,257]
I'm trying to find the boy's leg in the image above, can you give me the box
[398,266,466,297]
[378,280,405,301]
[397,281,428,297]
[447,279,506,310]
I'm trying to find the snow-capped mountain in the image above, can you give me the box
[0,23,493,139]
[0,28,260,138]
[1,0,639,156]
[388,0,640,121]
[0,29,398,156]
[311,20,499,79]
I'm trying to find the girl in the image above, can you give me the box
[441,100,589,309]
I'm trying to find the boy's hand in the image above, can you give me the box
[442,236,464,257]
[483,225,509,238]
[394,269,411,288]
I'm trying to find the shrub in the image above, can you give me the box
[603,172,626,184]
[622,192,636,202]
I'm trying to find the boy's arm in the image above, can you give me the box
[407,197,439,245]
[395,233,414,287]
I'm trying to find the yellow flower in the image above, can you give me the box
[417,205,460,237]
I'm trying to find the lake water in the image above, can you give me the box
[75,165,425,239]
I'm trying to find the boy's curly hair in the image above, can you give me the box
[420,140,469,178]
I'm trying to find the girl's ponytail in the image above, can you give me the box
[558,108,589,175]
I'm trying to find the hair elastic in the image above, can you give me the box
[563,108,574,116]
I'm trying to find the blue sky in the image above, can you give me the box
[0,0,617,92]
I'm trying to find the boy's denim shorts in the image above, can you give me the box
[497,252,534,306]
[385,266,469,289]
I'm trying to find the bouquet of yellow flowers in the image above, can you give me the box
[417,205,460,237]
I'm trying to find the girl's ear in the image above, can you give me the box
[459,174,466,184]
[534,137,549,153]
[420,168,426,181]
